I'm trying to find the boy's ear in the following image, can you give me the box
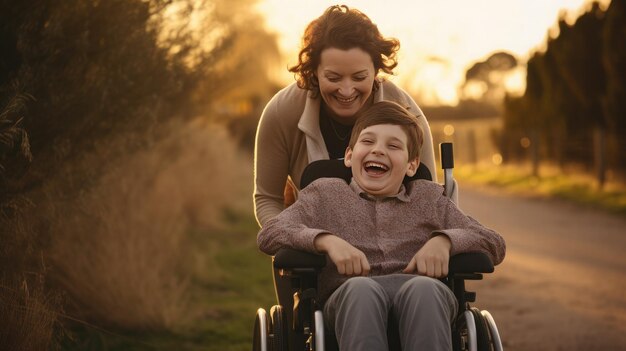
[406,157,419,177]
[344,147,353,167]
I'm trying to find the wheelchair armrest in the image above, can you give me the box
[448,252,494,274]
[273,248,326,270]
[272,249,491,274]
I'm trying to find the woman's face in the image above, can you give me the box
[316,47,376,123]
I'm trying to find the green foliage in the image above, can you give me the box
[0,0,279,192]
[1,0,198,187]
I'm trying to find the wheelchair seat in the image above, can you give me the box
[254,143,503,351]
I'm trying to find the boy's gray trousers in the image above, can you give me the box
[323,274,458,351]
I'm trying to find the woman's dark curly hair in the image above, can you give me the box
[288,5,400,95]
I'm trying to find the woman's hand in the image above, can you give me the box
[314,233,370,276]
[403,235,451,278]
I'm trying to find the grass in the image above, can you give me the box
[454,162,626,217]
[186,214,276,351]
[61,211,274,351]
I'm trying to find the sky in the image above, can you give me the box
[255,0,610,105]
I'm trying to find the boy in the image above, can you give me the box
[257,101,506,351]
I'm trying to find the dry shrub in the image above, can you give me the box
[45,119,251,330]
[0,195,63,350]
[0,276,61,351]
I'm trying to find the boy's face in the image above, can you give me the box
[344,124,418,197]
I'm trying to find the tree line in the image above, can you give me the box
[0,0,279,348]
[502,1,625,185]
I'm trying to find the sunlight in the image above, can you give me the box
[463,81,489,101]
[157,1,217,65]
[503,66,527,97]
[256,0,610,106]
[402,59,461,105]
[492,153,503,165]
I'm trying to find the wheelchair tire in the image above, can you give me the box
[470,307,493,351]
[270,305,288,351]
[459,310,477,351]
[253,308,269,351]
[481,310,503,351]
[314,310,325,351]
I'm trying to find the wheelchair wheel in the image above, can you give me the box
[253,308,269,351]
[470,307,493,351]
[270,305,288,351]
[460,309,477,351]
[481,310,503,351]
[314,310,325,351]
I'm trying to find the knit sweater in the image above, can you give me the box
[253,80,436,226]
[257,178,506,304]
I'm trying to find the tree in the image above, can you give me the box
[503,2,625,180]
[0,0,280,346]
[602,0,626,172]
[460,51,518,105]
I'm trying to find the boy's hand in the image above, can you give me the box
[314,233,370,276]
[403,235,451,278]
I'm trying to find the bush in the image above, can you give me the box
[41,120,251,330]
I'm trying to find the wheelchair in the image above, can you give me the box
[253,143,504,351]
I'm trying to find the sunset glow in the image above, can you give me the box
[256,0,610,106]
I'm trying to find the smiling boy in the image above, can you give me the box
[257,101,505,351]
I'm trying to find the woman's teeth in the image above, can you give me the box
[336,95,357,103]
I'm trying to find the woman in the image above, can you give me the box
[254,5,436,226]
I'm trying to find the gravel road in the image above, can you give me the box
[459,183,626,351]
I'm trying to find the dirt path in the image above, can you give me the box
[459,183,626,351]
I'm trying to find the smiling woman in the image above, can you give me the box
[253,4,437,226]
[315,48,376,123]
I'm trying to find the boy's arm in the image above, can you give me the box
[431,193,506,266]
[314,234,370,276]
[404,185,505,277]
[257,180,370,277]
[403,234,451,278]
[256,185,327,255]
[257,183,327,255]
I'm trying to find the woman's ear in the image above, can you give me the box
[405,157,419,177]
[344,147,353,167]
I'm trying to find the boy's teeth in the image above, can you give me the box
[365,162,388,170]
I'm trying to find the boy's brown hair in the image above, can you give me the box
[348,101,424,160]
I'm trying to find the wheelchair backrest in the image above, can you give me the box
[300,159,432,190]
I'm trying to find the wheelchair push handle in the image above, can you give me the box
[440,142,454,170]
[440,143,455,199]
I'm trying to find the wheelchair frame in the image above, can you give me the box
[254,143,504,351]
